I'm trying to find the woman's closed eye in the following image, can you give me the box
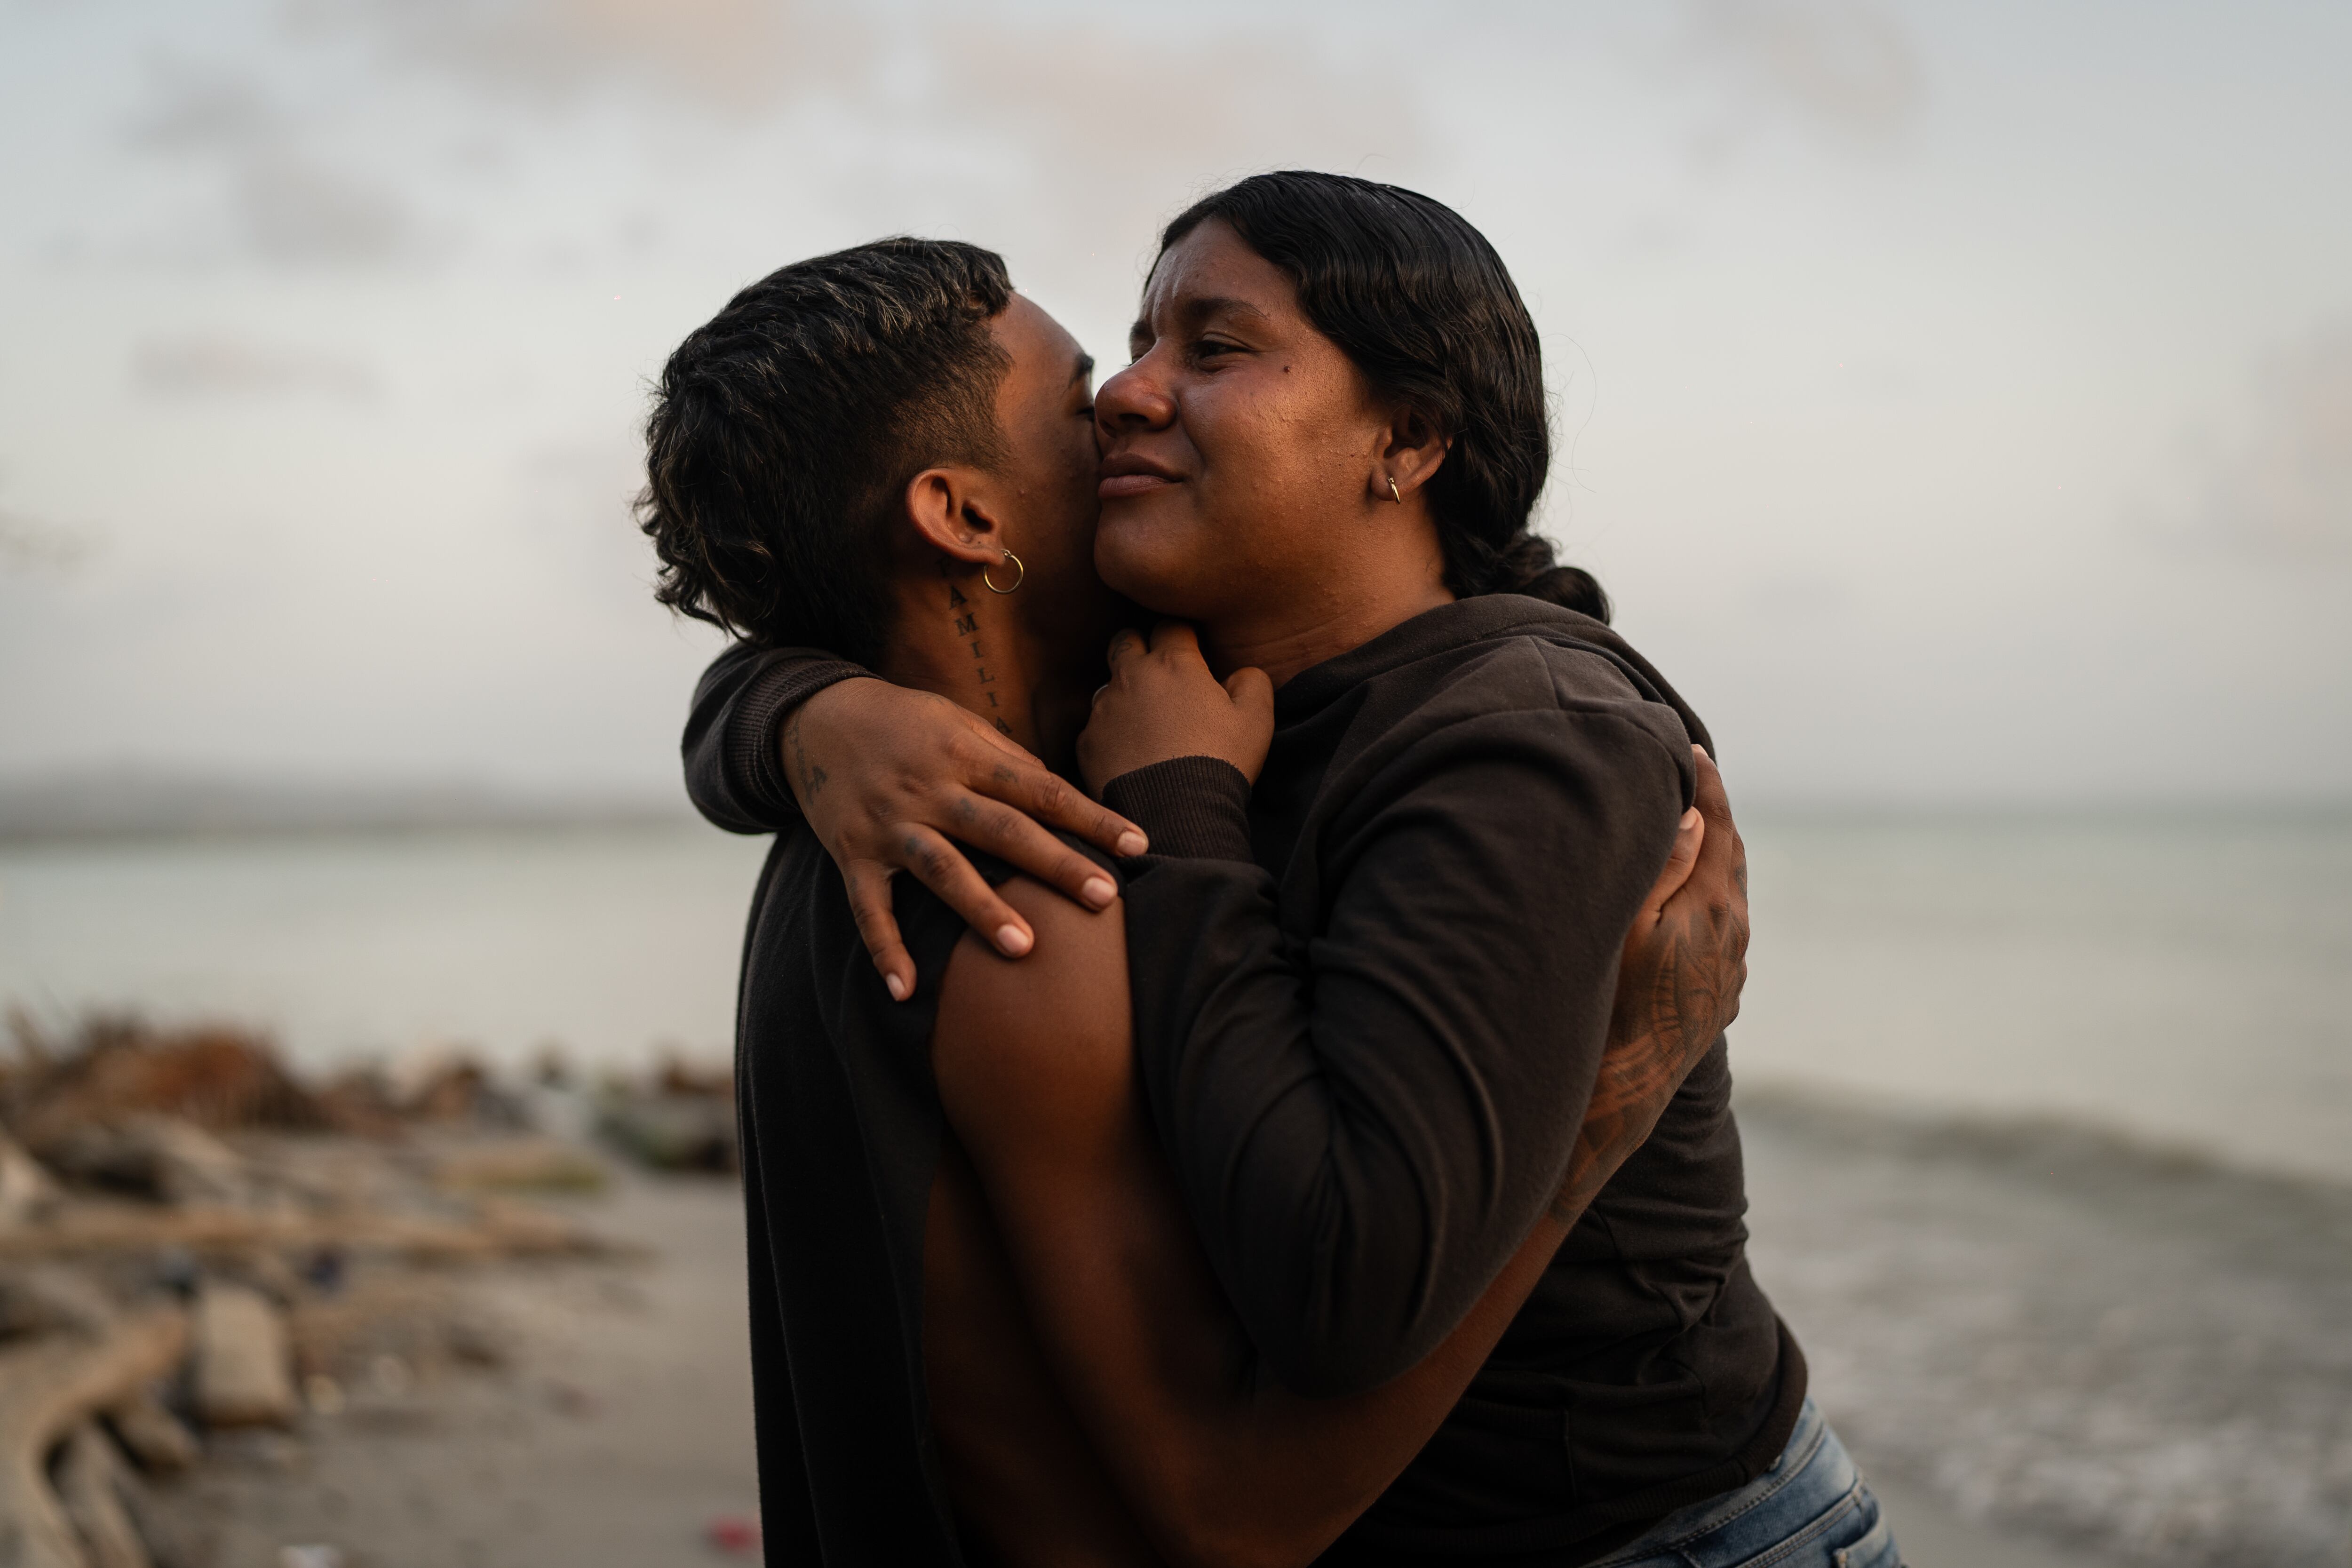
[1191,336,1246,364]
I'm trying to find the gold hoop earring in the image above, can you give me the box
[983,549,1025,594]
[1388,477,1403,504]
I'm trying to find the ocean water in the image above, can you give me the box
[0,822,772,1075]
[3,810,2341,1178]
[2,810,2347,1563]
[1732,809,2352,1185]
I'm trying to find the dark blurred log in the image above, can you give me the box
[0,1199,608,1265]
[99,1395,195,1478]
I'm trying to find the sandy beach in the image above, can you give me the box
[128,1103,2351,1568]
[127,1170,763,1568]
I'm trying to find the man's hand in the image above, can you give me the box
[1550,746,1750,1224]
[1076,623,1275,794]
[783,678,1150,1002]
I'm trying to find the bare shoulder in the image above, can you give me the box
[933,877,1131,1143]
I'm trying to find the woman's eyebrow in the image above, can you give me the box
[1176,295,1270,328]
[1130,295,1273,346]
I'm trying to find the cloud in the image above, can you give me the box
[230,155,416,265]
[2181,323,2352,559]
[283,0,1423,294]
[131,335,383,402]
[125,65,282,151]
[290,0,856,115]
[0,508,100,574]
[1684,0,1926,144]
[123,62,421,268]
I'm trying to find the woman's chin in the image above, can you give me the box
[1094,513,1208,615]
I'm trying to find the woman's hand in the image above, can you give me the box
[1076,623,1275,794]
[782,677,1150,1001]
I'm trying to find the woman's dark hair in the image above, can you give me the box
[1158,172,1610,622]
[638,237,1013,661]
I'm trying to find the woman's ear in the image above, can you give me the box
[1376,409,1451,504]
[901,466,1008,567]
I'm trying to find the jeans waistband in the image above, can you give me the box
[1584,1399,1847,1568]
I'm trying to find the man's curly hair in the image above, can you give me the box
[637,238,1014,662]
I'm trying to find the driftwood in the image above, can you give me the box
[189,1283,294,1430]
[0,1268,115,1342]
[0,1198,607,1265]
[28,1120,249,1209]
[97,1396,194,1478]
[52,1426,147,1568]
[0,1306,185,1568]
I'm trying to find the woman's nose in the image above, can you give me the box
[1094,354,1176,433]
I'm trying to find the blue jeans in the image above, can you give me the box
[1584,1400,1903,1568]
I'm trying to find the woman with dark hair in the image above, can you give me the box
[680,174,1898,1567]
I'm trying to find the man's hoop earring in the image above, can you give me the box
[983,549,1025,594]
[1388,477,1404,504]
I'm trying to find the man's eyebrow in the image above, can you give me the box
[1071,352,1095,383]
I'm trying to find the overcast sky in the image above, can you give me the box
[1,0,2346,805]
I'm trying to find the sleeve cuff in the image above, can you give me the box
[1100,756,1255,862]
[732,656,871,819]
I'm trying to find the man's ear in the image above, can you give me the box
[900,465,1008,569]
[1377,409,1451,504]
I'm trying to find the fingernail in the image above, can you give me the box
[1681,809,1702,833]
[996,924,1033,956]
[1116,830,1149,857]
[885,972,910,1002]
[1081,876,1116,908]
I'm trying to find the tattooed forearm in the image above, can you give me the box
[785,708,828,801]
[1552,898,1748,1227]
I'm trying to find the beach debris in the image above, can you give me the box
[0,1128,62,1226]
[705,1514,763,1555]
[597,1059,737,1173]
[0,1304,187,1568]
[1,1015,325,1144]
[428,1136,607,1194]
[191,1281,298,1430]
[401,1058,527,1129]
[0,1010,646,1563]
[0,1264,117,1340]
[30,1115,254,1207]
[0,1195,607,1266]
[102,1391,199,1476]
[54,1423,151,1568]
